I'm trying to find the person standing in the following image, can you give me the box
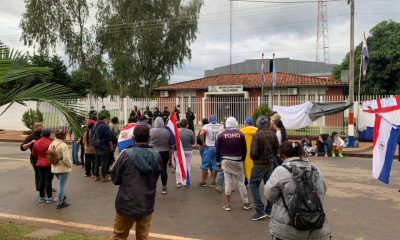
[176,119,195,187]
[186,107,196,133]
[92,113,114,182]
[264,141,331,240]
[100,105,111,119]
[161,106,170,124]
[174,105,181,121]
[71,130,81,165]
[50,129,72,209]
[143,106,153,125]
[20,122,43,195]
[249,115,279,221]
[271,119,288,167]
[199,115,224,187]
[130,106,141,119]
[153,107,161,123]
[83,122,96,177]
[89,106,97,119]
[241,117,258,185]
[32,129,54,203]
[111,125,162,240]
[150,117,174,194]
[216,117,252,211]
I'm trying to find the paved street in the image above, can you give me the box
[0,142,399,240]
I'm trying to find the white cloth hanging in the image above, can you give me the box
[273,102,313,129]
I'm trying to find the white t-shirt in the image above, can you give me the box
[202,123,224,147]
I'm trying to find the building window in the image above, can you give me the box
[308,95,316,102]
[299,95,306,103]
[191,96,196,114]
[263,95,269,107]
[183,97,189,112]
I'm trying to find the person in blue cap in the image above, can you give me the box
[199,115,224,187]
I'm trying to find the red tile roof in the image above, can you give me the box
[155,72,345,90]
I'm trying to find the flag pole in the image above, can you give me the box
[272,53,275,108]
[261,53,265,105]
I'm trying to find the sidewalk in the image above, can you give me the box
[1,130,398,159]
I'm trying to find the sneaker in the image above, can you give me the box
[251,212,268,221]
[332,153,336,157]
[176,183,182,188]
[324,154,328,158]
[215,186,224,193]
[162,186,167,194]
[46,198,55,204]
[95,176,101,181]
[56,202,70,209]
[209,182,216,188]
[222,205,232,211]
[199,182,207,187]
[37,197,46,203]
[84,174,91,177]
[338,153,344,158]
[243,203,254,210]
[102,176,111,182]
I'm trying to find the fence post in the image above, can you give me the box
[202,97,206,121]
[257,96,261,107]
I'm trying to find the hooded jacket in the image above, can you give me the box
[150,117,174,152]
[241,126,258,179]
[111,144,162,218]
[264,157,331,240]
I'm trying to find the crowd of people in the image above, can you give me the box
[21,105,335,240]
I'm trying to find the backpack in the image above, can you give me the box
[90,124,102,148]
[196,130,202,145]
[281,163,326,231]
[46,143,62,165]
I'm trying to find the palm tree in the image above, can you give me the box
[0,41,83,135]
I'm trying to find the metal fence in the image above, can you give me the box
[37,95,392,136]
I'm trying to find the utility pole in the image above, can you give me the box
[348,0,355,147]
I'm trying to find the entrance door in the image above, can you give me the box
[208,96,246,125]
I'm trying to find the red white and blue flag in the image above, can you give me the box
[166,113,187,185]
[117,123,137,153]
[260,58,266,83]
[372,114,399,184]
[362,32,369,77]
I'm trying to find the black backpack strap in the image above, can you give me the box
[280,164,292,216]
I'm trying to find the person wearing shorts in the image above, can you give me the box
[199,115,224,187]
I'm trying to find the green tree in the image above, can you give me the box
[252,104,272,127]
[22,109,44,130]
[20,0,89,69]
[96,0,203,97]
[333,20,400,95]
[0,42,83,135]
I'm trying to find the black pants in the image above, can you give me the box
[80,143,85,165]
[188,122,195,133]
[159,151,170,186]
[95,150,109,177]
[38,166,53,198]
[85,154,95,176]
[30,155,40,192]
[108,150,115,172]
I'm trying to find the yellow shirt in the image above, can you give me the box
[241,126,258,179]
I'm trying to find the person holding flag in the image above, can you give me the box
[167,116,193,187]
[150,116,174,194]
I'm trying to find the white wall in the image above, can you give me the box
[0,101,37,131]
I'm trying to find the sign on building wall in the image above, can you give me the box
[208,85,243,93]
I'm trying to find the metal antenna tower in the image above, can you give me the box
[316,0,330,63]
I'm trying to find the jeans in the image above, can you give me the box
[30,155,40,192]
[113,212,152,240]
[250,166,274,214]
[216,167,224,187]
[38,166,53,198]
[80,142,85,165]
[55,173,68,206]
[72,140,81,164]
[95,150,109,177]
[85,154,95,176]
[159,151,170,186]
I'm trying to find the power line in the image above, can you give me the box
[230,0,343,3]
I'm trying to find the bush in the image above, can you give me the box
[22,109,44,130]
[252,104,272,127]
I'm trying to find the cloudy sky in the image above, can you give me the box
[1,0,399,84]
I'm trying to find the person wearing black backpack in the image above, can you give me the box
[264,141,331,240]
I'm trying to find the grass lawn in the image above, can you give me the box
[0,222,108,240]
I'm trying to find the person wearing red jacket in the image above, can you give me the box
[32,129,54,203]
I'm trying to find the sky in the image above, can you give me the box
[1,0,399,84]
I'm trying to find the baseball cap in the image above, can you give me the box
[209,115,217,124]
[245,117,253,124]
